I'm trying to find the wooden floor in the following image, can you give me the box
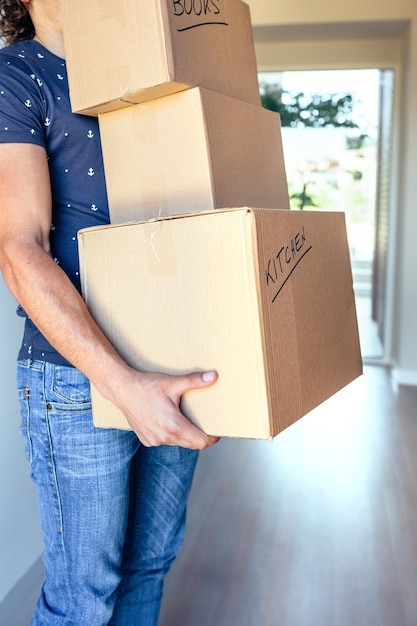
[159,366,417,626]
[2,365,417,626]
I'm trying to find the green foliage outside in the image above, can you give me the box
[289,182,317,211]
[260,82,375,219]
[260,83,359,129]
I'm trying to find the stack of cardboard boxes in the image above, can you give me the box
[62,0,363,440]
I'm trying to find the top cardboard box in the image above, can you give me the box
[61,0,261,116]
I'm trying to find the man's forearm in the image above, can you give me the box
[0,240,131,394]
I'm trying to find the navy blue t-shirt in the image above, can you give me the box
[0,40,110,367]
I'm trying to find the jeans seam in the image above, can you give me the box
[110,448,144,624]
[44,411,64,535]
[43,372,73,616]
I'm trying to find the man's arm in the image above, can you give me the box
[0,143,218,449]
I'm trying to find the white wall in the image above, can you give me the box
[247,0,417,385]
[0,278,43,603]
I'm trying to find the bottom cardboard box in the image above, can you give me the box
[78,208,363,440]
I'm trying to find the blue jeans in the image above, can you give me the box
[17,359,199,626]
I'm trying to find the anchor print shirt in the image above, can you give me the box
[0,40,110,367]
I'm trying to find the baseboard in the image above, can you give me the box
[0,556,43,626]
[391,368,417,388]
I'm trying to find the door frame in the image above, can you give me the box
[255,34,403,366]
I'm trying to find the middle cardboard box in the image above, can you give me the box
[99,87,290,224]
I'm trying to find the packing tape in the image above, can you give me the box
[146,219,177,276]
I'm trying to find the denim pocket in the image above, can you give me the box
[51,365,91,405]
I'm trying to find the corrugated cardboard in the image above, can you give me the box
[78,208,363,440]
[99,88,290,223]
[61,0,261,116]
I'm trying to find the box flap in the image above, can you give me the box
[79,209,271,438]
[78,207,253,238]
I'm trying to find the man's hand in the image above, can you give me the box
[103,368,220,450]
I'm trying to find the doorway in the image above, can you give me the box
[259,69,394,361]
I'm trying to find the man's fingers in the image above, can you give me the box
[201,371,218,383]
[173,370,218,397]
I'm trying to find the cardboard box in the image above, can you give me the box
[61,0,261,116]
[99,88,290,223]
[78,208,363,440]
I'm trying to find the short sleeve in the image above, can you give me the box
[0,55,47,148]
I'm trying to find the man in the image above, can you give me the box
[0,1,218,623]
